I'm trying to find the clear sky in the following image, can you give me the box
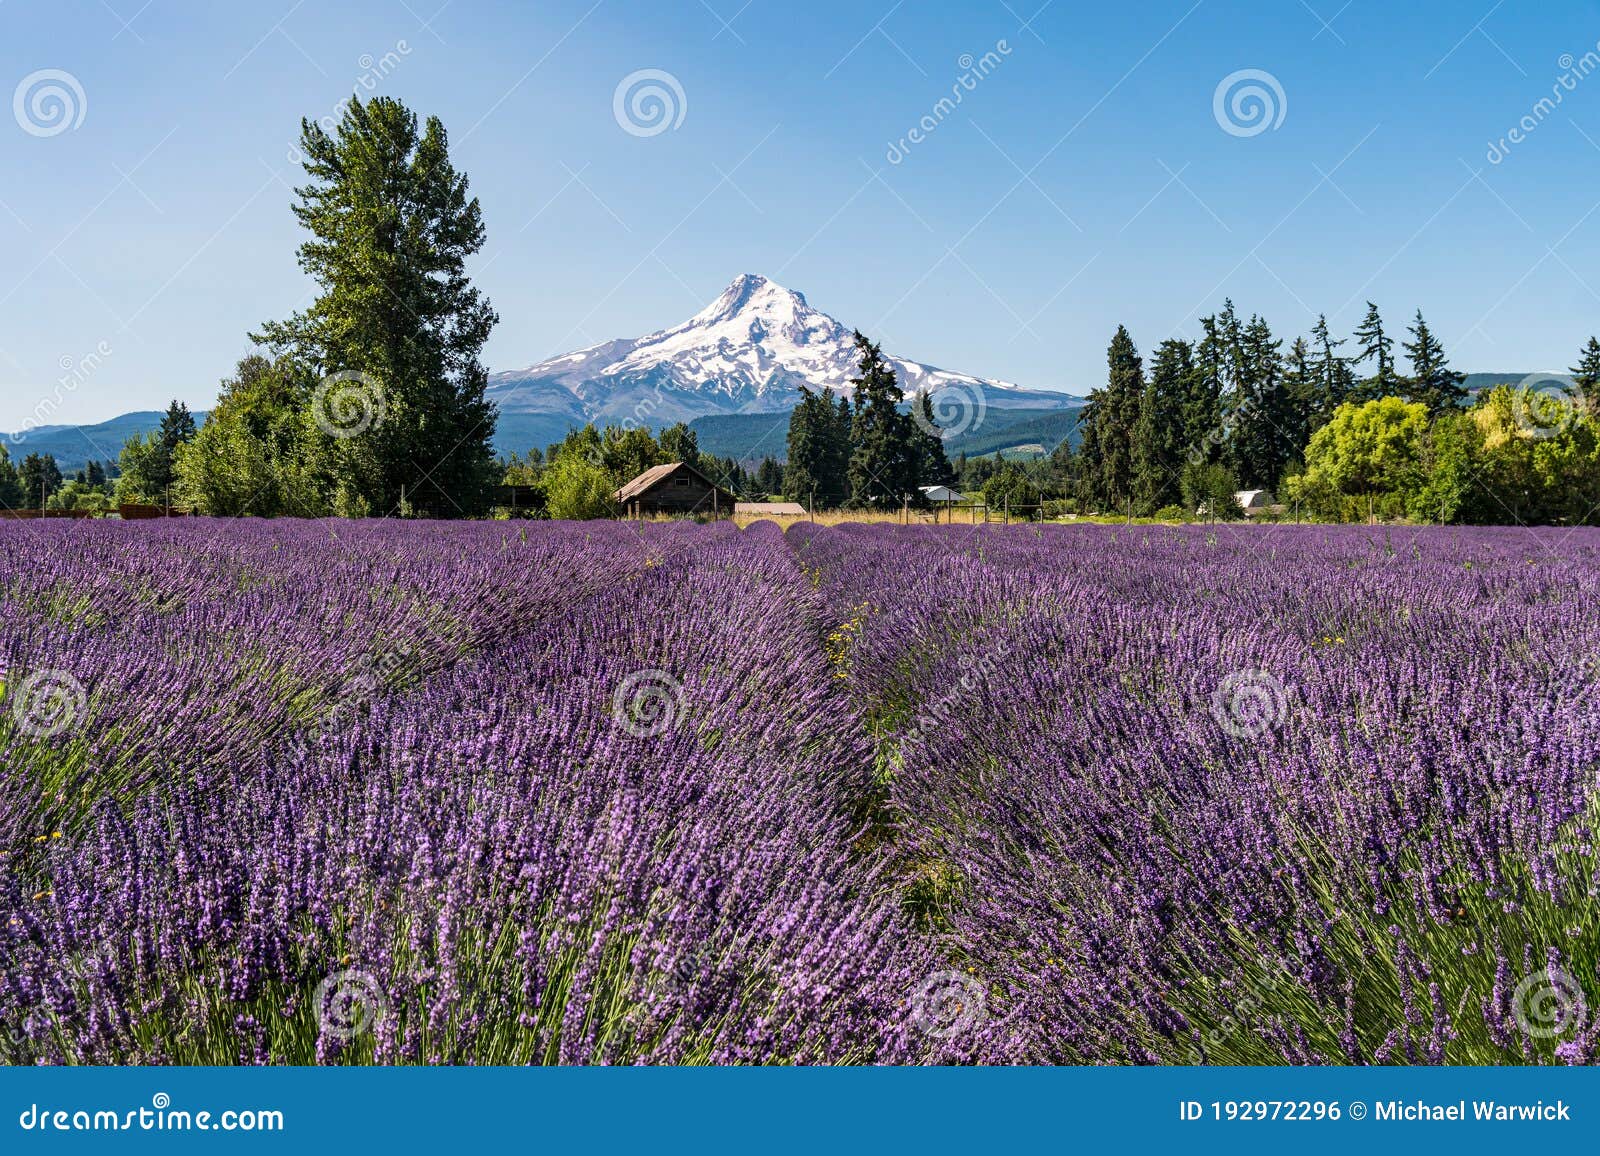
[4,0,1600,431]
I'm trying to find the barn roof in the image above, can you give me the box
[735,501,807,516]
[613,461,738,506]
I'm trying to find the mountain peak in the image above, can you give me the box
[695,273,809,325]
[489,277,1074,439]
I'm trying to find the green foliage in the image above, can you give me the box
[18,452,62,508]
[543,451,616,521]
[982,463,1041,513]
[255,96,499,517]
[657,422,701,469]
[846,333,921,507]
[174,356,330,518]
[1402,310,1467,415]
[0,444,23,509]
[1351,301,1400,401]
[1286,397,1429,519]
[1180,461,1243,520]
[1132,339,1191,512]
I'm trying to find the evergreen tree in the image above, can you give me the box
[1572,336,1600,408]
[1132,339,1192,511]
[1283,336,1316,457]
[910,390,957,488]
[0,445,22,509]
[1351,302,1399,401]
[784,387,828,505]
[1093,325,1145,511]
[1402,310,1467,414]
[256,96,499,517]
[1183,315,1227,464]
[19,453,63,508]
[755,457,784,496]
[657,422,701,468]
[1309,313,1354,426]
[1232,314,1294,488]
[846,332,918,506]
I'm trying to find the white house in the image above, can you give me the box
[1235,489,1276,516]
[919,485,969,504]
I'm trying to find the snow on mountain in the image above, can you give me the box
[487,274,1075,446]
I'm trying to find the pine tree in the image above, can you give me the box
[1572,336,1600,408]
[784,386,825,504]
[19,453,63,508]
[1402,310,1467,414]
[1184,315,1226,464]
[1072,393,1106,509]
[1309,313,1354,426]
[1093,325,1145,511]
[1283,336,1316,460]
[256,96,500,517]
[658,422,701,468]
[846,332,918,507]
[1231,314,1293,488]
[0,445,21,509]
[1132,339,1192,512]
[1351,302,1399,401]
[911,391,956,488]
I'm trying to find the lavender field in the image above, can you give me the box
[0,518,1596,1065]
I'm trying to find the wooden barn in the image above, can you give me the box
[614,462,738,519]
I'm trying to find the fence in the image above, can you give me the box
[0,504,189,521]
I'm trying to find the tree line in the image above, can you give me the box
[783,332,954,507]
[1044,301,1600,524]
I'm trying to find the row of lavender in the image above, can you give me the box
[790,522,1600,1063]
[3,517,1595,1063]
[0,519,932,1063]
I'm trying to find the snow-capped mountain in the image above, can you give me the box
[488,274,1075,447]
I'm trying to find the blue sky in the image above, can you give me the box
[5,0,1600,432]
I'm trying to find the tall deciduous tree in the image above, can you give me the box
[256,96,499,517]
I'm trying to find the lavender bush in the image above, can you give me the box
[1,518,1595,1064]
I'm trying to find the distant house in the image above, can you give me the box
[919,485,969,504]
[1235,489,1277,517]
[734,501,808,517]
[613,462,739,519]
